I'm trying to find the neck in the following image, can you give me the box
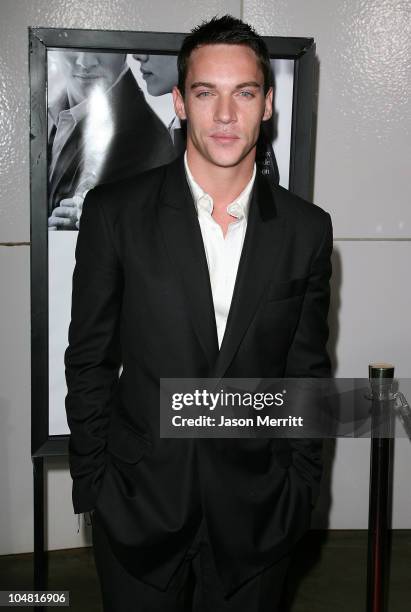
[67,90,86,108]
[186,143,256,210]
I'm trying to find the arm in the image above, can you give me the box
[284,212,333,506]
[64,187,123,514]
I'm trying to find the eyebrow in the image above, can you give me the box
[190,82,215,90]
[190,81,262,90]
[234,81,262,89]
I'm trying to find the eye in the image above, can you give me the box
[238,90,255,98]
[196,90,214,98]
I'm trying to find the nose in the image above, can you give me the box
[214,95,237,124]
[75,53,99,70]
[133,54,149,63]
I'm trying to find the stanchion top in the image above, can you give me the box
[369,363,394,379]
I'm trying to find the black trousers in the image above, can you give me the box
[91,509,291,612]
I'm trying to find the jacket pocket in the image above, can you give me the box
[266,277,308,302]
[106,421,151,464]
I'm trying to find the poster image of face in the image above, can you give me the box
[47,50,179,231]
[47,50,294,435]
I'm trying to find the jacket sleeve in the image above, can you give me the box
[283,211,333,507]
[64,187,123,514]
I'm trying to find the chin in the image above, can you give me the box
[208,152,250,168]
[213,159,243,168]
[206,140,256,168]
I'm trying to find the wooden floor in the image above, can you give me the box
[0,530,410,611]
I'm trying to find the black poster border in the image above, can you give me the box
[29,27,315,459]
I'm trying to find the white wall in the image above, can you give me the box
[244,0,411,529]
[0,0,409,554]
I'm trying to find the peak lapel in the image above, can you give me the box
[212,173,286,379]
[158,157,219,368]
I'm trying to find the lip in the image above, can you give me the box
[73,74,101,80]
[140,70,153,78]
[210,134,240,143]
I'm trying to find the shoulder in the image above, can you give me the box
[270,182,332,242]
[83,163,169,223]
[273,182,330,223]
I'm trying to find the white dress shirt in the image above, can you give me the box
[184,153,256,348]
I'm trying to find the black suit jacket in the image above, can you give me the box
[65,154,333,596]
[48,69,177,216]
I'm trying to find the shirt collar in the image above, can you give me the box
[184,151,256,221]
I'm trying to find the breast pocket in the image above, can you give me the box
[266,277,308,302]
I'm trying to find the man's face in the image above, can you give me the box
[133,54,178,96]
[58,51,127,105]
[173,44,272,169]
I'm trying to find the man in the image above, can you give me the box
[48,51,176,230]
[133,51,279,181]
[65,15,333,611]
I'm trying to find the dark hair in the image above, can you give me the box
[177,15,272,96]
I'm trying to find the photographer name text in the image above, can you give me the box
[171,415,303,428]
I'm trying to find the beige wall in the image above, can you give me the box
[0,0,409,554]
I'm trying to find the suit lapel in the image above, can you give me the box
[212,172,286,378]
[158,157,219,368]
[158,157,286,376]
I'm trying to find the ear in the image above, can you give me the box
[172,86,187,120]
[262,86,273,121]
